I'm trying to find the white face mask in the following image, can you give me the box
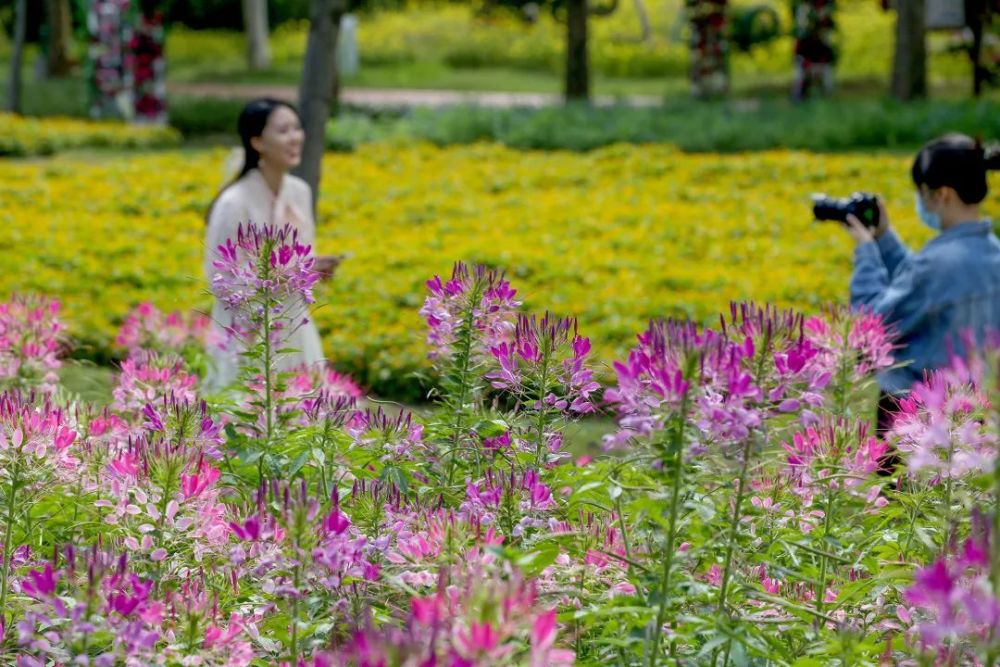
[915,192,942,231]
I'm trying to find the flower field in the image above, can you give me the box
[0,236,998,664]
[0,114,181,157]
[4,143,988,399]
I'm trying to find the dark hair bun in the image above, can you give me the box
[912,133,993,205]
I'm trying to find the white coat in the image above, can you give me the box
[203,168,325,390]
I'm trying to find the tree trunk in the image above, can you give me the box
[965,0,987,96]
[565,0,590,102]
[6,0,28,113]
[633,0,653,41]
[46,0,74,77]
[891,0,927,100]
[295,0,345,217]
[242,0,273,71]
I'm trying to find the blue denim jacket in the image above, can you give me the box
[850,220,1000,394]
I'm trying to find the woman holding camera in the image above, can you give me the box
[845,133,1000,450]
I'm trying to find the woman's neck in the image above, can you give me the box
[941,204,981,230]
[256,161,286,197]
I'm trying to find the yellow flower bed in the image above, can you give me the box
[0,114,182,157]
[1,144,994,398]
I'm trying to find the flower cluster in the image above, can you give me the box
[904,518,999,657]
[420,262,521,363]
[0,296,64,395]
[14,547,253,666]
[323,568,573,667]
[227,483,380,648]
[0,392,79,493]
[345,408,427,462]
[604,303,896,453]
[782,418,890,494]
[285,365,364,402]
[93,435,230,571]
[803,307,896,380]
[112,350,199,415]
[461,467,557,537]
[383,508,504,588]
[115,301,216,356]
[487,313,601,415]
[891,347,998,479]
[211,223,320,340]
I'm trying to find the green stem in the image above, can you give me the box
[816,488,836,618]
[534,346,552,469]
[647,396,690,667]
[445,283,483,486]
[830,316,853,416]
[717,437,753,613]
[290,565,301,662]
[901,494,922,563]
[713,436,755,667]
[986,448,1000,662]
[615,493,634,572]
[80,562,98,656]
[260,296,274,483]
[186,609,199,651]
[943,439,955,550]
[0,470,19,631]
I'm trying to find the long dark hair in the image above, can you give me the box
[205,98,301,224]
[911,133,1000,205]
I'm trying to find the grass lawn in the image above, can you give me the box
[59,363,116,406]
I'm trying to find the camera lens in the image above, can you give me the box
[811,194,850,223]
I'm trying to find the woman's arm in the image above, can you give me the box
[852,201,911,278]
[874,229,912,279]
[851,246,933,338]
[205,195,246,287]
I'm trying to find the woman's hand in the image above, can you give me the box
[845,199,890,245]
[844,214,875,245]
[314,255,344,282]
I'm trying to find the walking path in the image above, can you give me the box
[169,82,663,109]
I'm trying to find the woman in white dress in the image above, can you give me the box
[204,98,338,390]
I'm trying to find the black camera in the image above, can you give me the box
[811,192,881,229]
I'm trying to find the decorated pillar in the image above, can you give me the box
[85,0,167,123]
[86,0,130,119]
[125,11,167,124]
[791,0,837,100]
[686,0,729,97]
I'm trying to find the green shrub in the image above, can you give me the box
[169,96,247,136]
[324,98,1000,153]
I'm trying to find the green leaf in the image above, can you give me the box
[288,451,309,477]
[516,544,560,576]
[380,465,410,495]
[311,447,326,467]
[472,418,509,438]
[236,448,264,465]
